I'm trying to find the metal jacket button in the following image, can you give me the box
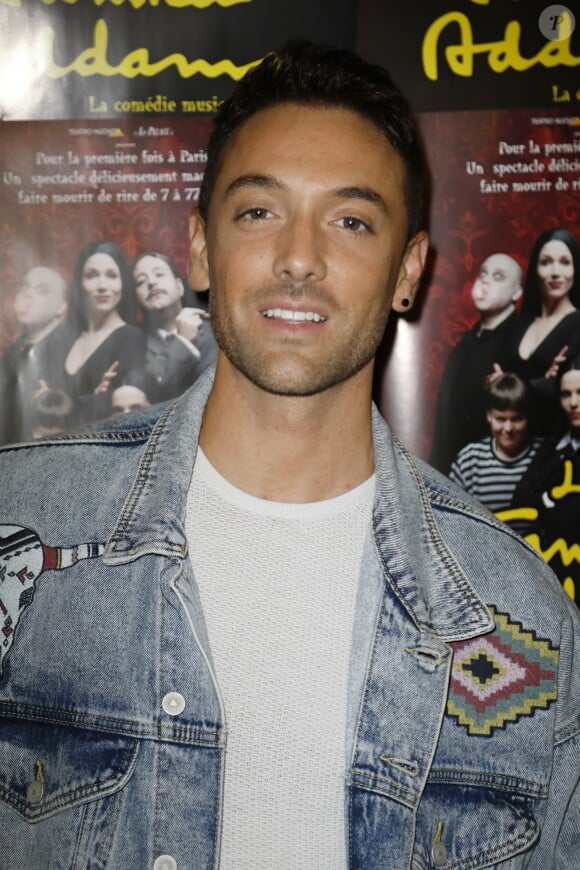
[162,691,185,716]
[431,840,448,865]
[431,819,448,866]
[153,855,177,870]
[26,760,45,805]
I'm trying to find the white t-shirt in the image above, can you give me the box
[184,449,375,869]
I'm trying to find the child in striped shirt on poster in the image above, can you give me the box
[450,372,542,513]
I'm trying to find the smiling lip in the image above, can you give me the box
[260,307,328,323]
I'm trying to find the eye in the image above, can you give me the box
[237,207,272,222]
[336,216,371,234]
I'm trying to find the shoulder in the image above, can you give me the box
[0,399,165,460]
[0,400,171,536]
[116,323,146,343]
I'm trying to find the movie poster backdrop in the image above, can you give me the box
[0,0,356,438]
[357,0,579,602]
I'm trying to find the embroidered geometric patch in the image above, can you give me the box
[446,607,559,736]
[0,524,103,677]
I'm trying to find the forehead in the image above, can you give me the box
[213,103,407,210]
[561,370,580,389]
[539,239,571,258]
[482,254,514,275]
[134,255,171,274]
[84,252,119,270]
[22,268,61,292]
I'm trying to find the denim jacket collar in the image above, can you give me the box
[104,368,493,642]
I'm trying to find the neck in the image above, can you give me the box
[478,304,514,331]
[148,301,181,332]
[22,318,59,345]
[87,309,124,333]
[199,354,375,502]
[540,297,575,318]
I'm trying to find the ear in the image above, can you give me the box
[486,410,493,426]
[188,207,210,291]
[391,231,429,314]
[176,277,185,299]
[511,284,523,304]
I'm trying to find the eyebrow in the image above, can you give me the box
[333,186,389,215]
[224,174,284,197]
[224,176,389,215]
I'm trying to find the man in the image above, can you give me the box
[0,43,577,870]
[0,266,67,444]
[430,253,523,473]
[133,250,217,402]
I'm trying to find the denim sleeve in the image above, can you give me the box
[540,600,580,868]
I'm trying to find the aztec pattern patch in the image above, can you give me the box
[0,524,103,676]
[446,607,559,736]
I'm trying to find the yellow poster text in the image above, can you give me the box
[41,19,260,79]
[422,12,579,81]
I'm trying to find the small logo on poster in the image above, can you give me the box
[539,5,576,41]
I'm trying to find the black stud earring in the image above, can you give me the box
[401,298,410,308]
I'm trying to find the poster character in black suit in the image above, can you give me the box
[133,251,218,402]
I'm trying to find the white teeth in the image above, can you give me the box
[262,308,327,322]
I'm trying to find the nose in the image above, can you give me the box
[273,214,326,283]
[503,420,513,432]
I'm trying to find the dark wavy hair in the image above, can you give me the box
[521,228,580,318]
[132,250,180,280]
[198,40,427,242]
[68,241,134,332]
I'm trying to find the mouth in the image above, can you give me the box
[261,308,328,323]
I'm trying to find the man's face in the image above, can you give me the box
[471,254,521,316]
[13,267,66,330]
[486,408,529,458]
[195,103,425,397]
[134,255,184,312]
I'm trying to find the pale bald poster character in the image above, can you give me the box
[430,253,523,473]
[0,266,68,444]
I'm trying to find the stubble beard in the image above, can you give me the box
[209,284,391,397]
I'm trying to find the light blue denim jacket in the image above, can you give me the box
[0,369,578,869]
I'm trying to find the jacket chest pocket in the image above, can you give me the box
[0,716,139,869]
[411,782,540,869]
